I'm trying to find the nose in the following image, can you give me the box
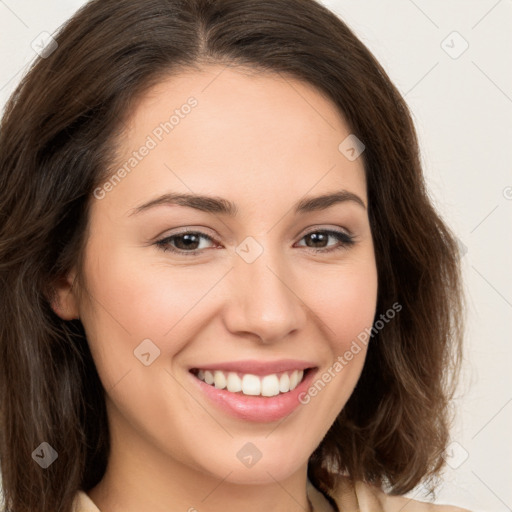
[222,244,307,344]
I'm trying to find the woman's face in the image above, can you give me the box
[60,65,378,485]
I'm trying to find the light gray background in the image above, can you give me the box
[1,1,511,510]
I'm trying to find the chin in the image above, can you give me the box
[195,447,307,485]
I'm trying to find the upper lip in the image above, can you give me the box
[189,359,317,376]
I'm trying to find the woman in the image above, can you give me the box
[0,0,468,511]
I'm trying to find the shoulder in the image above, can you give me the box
[326,476,472,512]
[72,490,101,512]
[74,482,471,512]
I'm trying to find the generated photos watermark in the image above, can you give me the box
[93,96,198,200]
[298,301,402,404]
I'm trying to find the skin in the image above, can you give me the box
[53,64,378,512]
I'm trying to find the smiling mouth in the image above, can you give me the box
[189,368,314,397]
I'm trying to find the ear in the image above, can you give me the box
[50,269,80,320]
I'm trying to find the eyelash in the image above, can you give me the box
[154,228,356,256]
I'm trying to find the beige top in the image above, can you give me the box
[72,477,471,512]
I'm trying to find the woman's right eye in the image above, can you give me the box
[154,231,217,256]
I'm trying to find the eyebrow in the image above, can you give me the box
[128,190,366,217]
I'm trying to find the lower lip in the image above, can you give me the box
[188,368,318,423]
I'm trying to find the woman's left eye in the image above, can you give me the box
[154,229,355,256]
[296,229,355,253]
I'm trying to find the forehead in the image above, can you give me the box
[101,64,367,215]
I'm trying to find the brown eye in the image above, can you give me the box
[296,229,355,253]
[155,231,216,255]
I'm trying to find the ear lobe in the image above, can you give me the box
[50,270,80,320]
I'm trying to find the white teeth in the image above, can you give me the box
[193,369,307,397]
[261,374,280,397]
[226,372,242,392]
[279,373,290,393]
[213,370,226,389]
[289,370,303,391]
[242,374,261,395]
[289,370,298,390]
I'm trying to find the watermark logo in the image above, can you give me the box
[31,31,58,58]
[236,442,262,468]
[32,442,58,469]
[442,440,469,469]
[441,31,469,60]
[456,237,468,259]
[134,338,161,366]
[235,236,264,264]
[338,134,365,161]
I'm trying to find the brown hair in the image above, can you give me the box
[0,0,464,511]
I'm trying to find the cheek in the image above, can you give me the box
[80,243,208,336]
[77,241,232,393]
[311,261,378,350]
[294,262,377,436]
[311,261,377,383]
